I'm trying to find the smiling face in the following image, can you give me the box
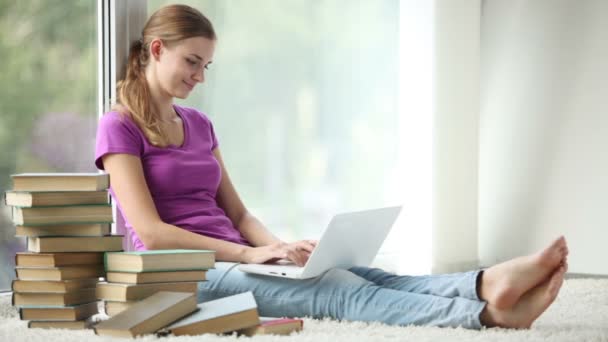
[149,36,215,99]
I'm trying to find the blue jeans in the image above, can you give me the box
[197,262,486,329]
[198,262,486,329]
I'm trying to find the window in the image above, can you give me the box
[147,0,402,259]
[0,0,98,291]
[0,1,433,287]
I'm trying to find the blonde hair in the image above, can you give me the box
[113,4,216,147]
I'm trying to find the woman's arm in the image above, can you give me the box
[212,148,283,247]
[212,148,317,265]
[102,153,250,261]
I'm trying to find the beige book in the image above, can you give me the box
[15,265,105,281]
[106,270,206,284]
[238,317,304,336]
[94,291,197,338]
[19,301,99,321]
[11,173,109,192]
[13,288,97,307]
[13,205,113,225]
[16,223,111,237]
[162,291,259,336]
[16,252,104,267]
[27,236,123,253]
[104,301,137,316]
[96,282,198,302]
[104,250,214,273]
[28,320,93,330]
[5,190,109,207]
[12,278,99,293]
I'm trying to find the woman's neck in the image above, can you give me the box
[145,69,177,122]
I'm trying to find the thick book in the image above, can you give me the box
[16,223,111,237]
[16,252,104,267]
[5,190,109,207]
[11,173,110,192]
[238,317,304,336]
[27,236,123,253]
[13,204,113,225]
[12,278,99,293]
[94,291,197,338]
[104,250,215,273]
[106,270,207,284]
[161,291,259,336]
[28,320,93,330]
[19,301,99,321]
[15,265,105,281]
[104,301,137,316]
[96,282,198,302]
[12,288,97,307]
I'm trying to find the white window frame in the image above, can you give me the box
[98,0,146,249]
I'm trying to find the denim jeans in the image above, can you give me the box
[197,262,486,329]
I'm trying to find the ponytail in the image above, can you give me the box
[114,39,168,147]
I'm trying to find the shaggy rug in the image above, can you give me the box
[1,279,607,342]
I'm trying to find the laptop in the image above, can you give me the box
[237,206,402,279]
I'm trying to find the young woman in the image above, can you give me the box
[95,4,568,329]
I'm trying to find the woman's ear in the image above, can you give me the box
[149,39,163,61]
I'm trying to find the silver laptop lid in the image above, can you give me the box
[300,206,402,278]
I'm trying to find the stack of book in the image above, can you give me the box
[94,289,303,338]
[6,173,123,329]
[97,249,214,316]
[95,291,263,337]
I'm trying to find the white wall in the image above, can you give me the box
[479,0,608,274]
[432,0,481,274]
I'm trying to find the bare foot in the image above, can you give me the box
[481,265,565,329]
[479,236,568,309]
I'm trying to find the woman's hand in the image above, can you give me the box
[242,240,318,266]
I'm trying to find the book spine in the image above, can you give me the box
[19,308,24,320]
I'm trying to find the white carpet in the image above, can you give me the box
[1,278,607,342]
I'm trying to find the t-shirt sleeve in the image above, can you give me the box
[95,112,144,170]
[209,119,219,150]
[189,106,219,151]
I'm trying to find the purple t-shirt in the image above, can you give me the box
[94,105,250,250]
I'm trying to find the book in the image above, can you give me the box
[104,301,137,316]
[16,223,111,237]
[104,250,215,273]
[12,288,97,307]
[238,317,304,336]
[19,301,99,321]
[96,282,198,302]
[162,291,259,336]
[106,270,207,284]
[28,320,93,330]
[5,190,109,207]
[16,252,104,267]
[27,236,123,253]
[94,291,197,338]
[12,278,99,293]
[11,173,109,192]
[16,265,105,281]
[12,205,113,225]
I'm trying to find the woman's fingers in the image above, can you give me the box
[294,240,316,253]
